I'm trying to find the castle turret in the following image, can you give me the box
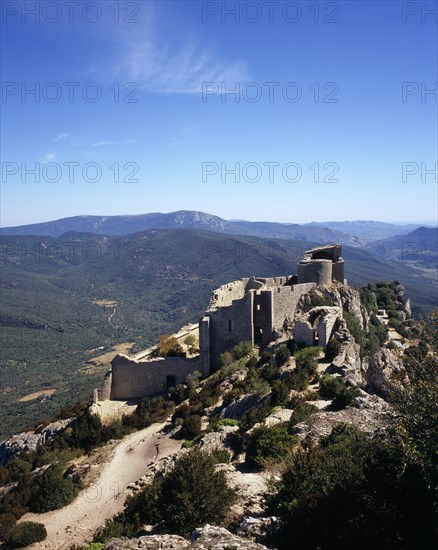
[297,244,345,285]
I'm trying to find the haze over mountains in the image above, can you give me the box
[1,210,435,245]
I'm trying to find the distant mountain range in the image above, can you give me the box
[306,220,428,240]
[1,210,432,246]
[366,226,438,266]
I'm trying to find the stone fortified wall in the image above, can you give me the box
[110,355,201,400]
[98,244,347,402]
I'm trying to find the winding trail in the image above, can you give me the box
[23,421,182,549]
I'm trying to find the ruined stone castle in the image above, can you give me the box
[98,244,346,402]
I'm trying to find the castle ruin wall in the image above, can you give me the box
[110,355,200,400]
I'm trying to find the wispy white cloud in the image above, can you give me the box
[54,132,68,141]
[40,152,56,164]
[104,4,249,94]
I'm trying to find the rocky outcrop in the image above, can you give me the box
[199,425,238,455]
[237,516,279,541]
[326,321,364,386]
[337,285,368,330]
[365,348,409,399]
[104,524,273,549]
[105,535,190,549]
[0,419,72,466]
[290,394,391,441]
[192,524,272,549]
[215,463,273,516]
[220,394,270,421]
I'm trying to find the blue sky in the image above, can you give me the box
[1,0,437,226]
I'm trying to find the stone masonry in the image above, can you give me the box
[101,244,346,401]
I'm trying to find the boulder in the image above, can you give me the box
[192,524,272,549]
[365,348,409,399]
[0,419,73,466]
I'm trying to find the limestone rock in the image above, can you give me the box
[220,394,269,421]
[290,397,391,442]
[215,464,273,515]
[327,324,364,386]
[199,425,238,455]
[104,525,273,549]
[192,524,272,549]
[237,516,279,540]
[365,348,409,399]
[0,419,73,466]
[104,535,190,549]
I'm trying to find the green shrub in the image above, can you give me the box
[210,448,232,464]
[325,338,341,362]
[285,366,309,391]
[30,467,79,513]
[289,402,318,428]
[260,363,281,383]
[123,448,235,536]
[276,345,291,366]
[271,380,290,406]
[269,423,436,550]
[319,375,359,409]
[214,418,239,430]
[219,351,234,367]
[294,347,321,376]
[84,544,105,550]
[245,423,298,470]
[7,521,47,547]
[243,369,271,396]
[232,341,254,359]
[181,415,202,440]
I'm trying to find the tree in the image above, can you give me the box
[269,423,436,550]
[158,334,184,357]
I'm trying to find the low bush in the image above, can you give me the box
[289,402,318,429]
[276,345,291,366]
[7,521,47,547]
[325,338,341,362]
[245,423,298,470]
[319,375,360,409]
[271,379,290,406]
[181,415,202,440]
[30,466,79,513]
[210,448,232,464]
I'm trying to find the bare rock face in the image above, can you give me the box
[365,348,409,399]
[104,524,273,549]
[199,425,238,455]
[326,322,364,386]
[291,394,391,441]
[104,535,190,549]
[220,394,269,421]
[336,285,368,330]
[192,524,272,549]
[0,419,72,466]
[215,463,273,516]
[237,516,279,540]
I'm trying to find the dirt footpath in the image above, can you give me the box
[23,421,182,549]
